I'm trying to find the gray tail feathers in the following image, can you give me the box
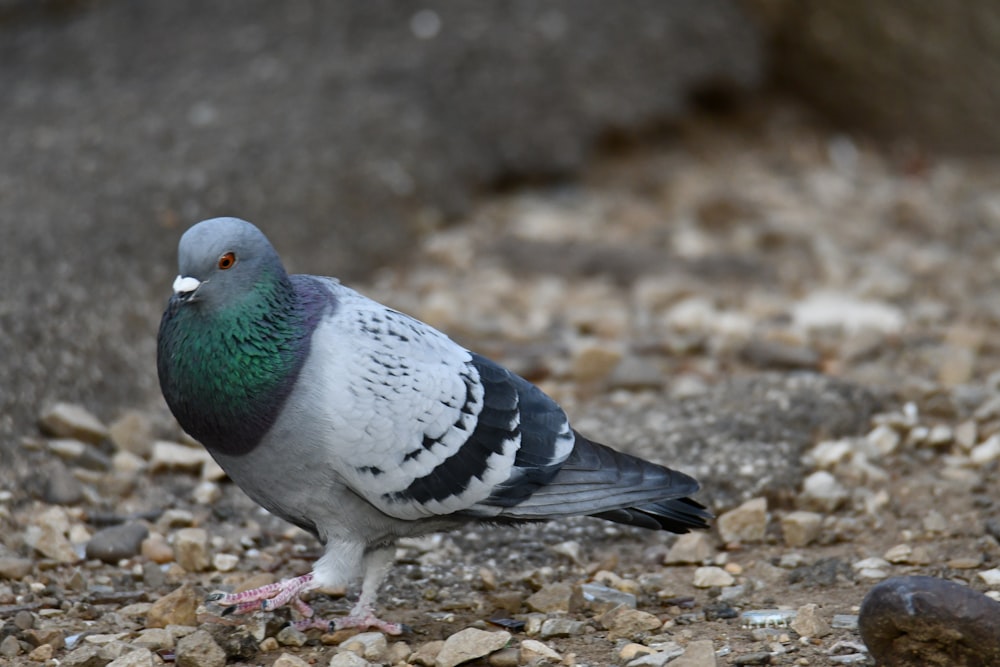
[500,431,712,533]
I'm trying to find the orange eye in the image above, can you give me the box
[218,252,236,270]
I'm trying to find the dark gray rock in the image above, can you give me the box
[859,575,1000,667]
[0,0,761,458]
[85,523,149,564]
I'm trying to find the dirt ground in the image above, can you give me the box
[5,103,1000,666]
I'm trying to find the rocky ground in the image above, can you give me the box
[3,103,1000,666]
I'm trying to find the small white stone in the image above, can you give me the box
[39,403,109,443]
[692,566,735,588]
[970,435,1000,465]
[866,426,901,457]
[341,632,388,662]
[926,424,953,447]
[792,291,904,334]
[978,568,1000,587]
[883,544,913,564]
[192,481,221,505]
[149,441,211,474]
[327,652,368,667]
[47,438,87,461]
[853,557,891,571]
[434,628,511,667]
[808,439,855,468]
[212,553,239,572]
[519,639,562,663]
[799,471,848,512]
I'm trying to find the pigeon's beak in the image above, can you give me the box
[172,275,202,300]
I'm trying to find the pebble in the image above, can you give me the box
[146,584,199,627]
[526,582,579,613]
[213,552,239,572]
[175,629,226,667]
[740,338,819,370]
[789,603,830,638]
[570,340,623,383]
[85,522,149,564]
[410,639,444,666]
[106,648,155,667]
[207,624,259,661]
[39,402,109,443]
[668,639,717,667]
[133,628,173,651]
[108,410,155,458]
[328,651,370,667]
[780,511,823,547]
[860,575,1000,666]
[538,617,587,639]
[519,638,562,664]
[970,434,1000,465]
[955,420,978,451]
[853,557,890,581]
[693,566,734,588]
[273,652,312,667]
[866,425,901,456]
[579,582,637,612]
[791,291,904,334]
[276,625,308,647]
[619,642,655,661]
[979,568,1000,587]
[607,354,666,390]
[24,518,79,564]
[0,556,34,580]
[664,532,714,564]
[627,645,685,667]
[605,608,663,641]
[731,652,770,666]
[487,646,521,667]
[193,480,222,505]
[149,440,212,474]
[717,497,767,543]
[141,533,175,564]
[342,631,388,661]
[173,527,210,572]
[28,643,55,662]
[434,628,511,667]
[798,471,848,512]
[0,635,20,657]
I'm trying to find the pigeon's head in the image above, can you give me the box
[171,217,287,309]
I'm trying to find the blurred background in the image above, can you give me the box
[3,0,1000,454]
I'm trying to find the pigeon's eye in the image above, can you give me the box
[218,252,236,270]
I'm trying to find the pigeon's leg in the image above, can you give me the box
[208,572,319,617]
[328,546,407,635]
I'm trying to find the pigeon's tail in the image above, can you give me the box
[496,431,712,533]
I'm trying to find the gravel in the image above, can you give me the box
[5,104,1000,665]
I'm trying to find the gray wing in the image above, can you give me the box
[310,283,707,531]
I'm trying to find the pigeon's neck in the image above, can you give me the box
[158,274,328,456]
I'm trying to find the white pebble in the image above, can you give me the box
[970,434,1000,465]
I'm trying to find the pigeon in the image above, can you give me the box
[157,217,711,634]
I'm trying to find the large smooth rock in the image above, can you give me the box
[859,575,1000,666]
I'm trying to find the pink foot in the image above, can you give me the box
[206,574,408,635]
[207,573,318,617]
